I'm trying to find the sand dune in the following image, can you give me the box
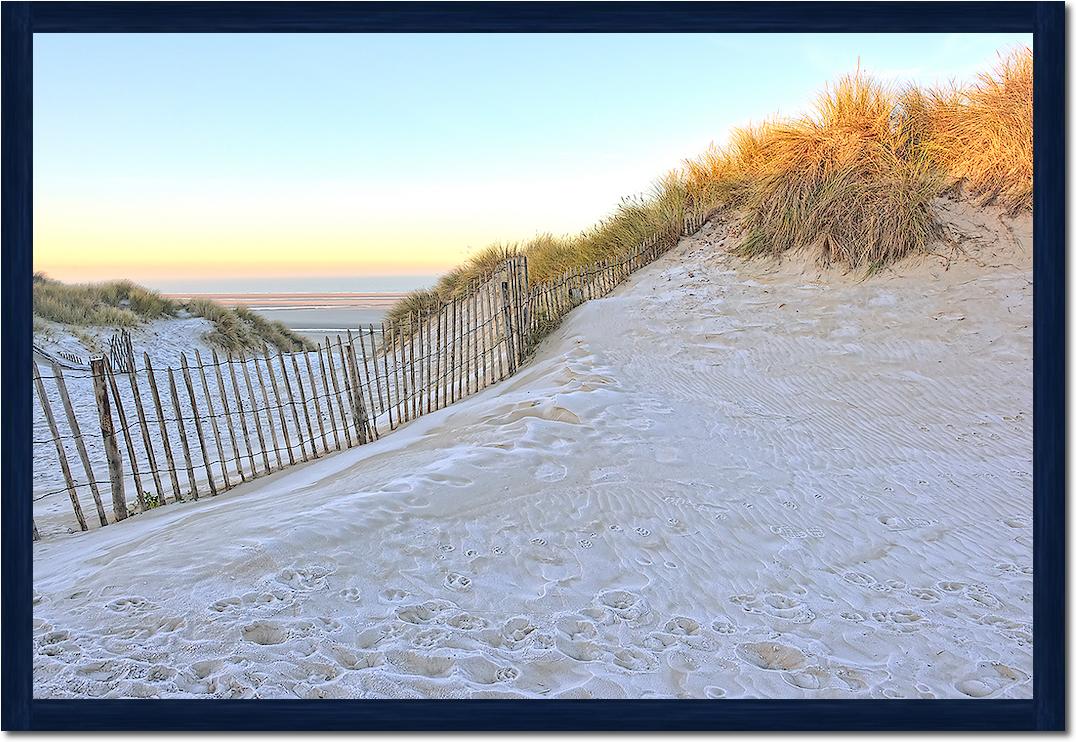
[33,203,1032,699]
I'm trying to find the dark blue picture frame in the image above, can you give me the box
[2,1,1064,731]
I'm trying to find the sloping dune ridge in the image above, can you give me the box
[33,202,1032,699]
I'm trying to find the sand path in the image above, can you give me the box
[33,205,1033,699]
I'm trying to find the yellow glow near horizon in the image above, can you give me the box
[33,163,684,284]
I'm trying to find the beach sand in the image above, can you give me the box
[32,201,1032,699]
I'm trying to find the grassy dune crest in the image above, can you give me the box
[385,176,691,327]
[724,73,944,271]
[391,49,1032,328]
[32,274,311,352]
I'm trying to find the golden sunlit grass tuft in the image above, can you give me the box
[914,48,1033,213]
[731,72,943,271]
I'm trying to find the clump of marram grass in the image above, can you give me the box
[33,274,311,352]
[32,275,178,327]
[730,72,944,272]
[187,299,312,352]
[911,48,1033,213]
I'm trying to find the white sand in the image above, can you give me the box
[33,201,1032,699]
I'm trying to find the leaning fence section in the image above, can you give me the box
[32,212,707,538]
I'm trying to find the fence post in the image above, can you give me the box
[345,331,371,444]
[265,348,296,465]
[226,353,258,477]
[240,353,273,473]
[52,362,109,526]
[375,327,395,431]
[408,312,419,419]
[500,280,518,376]
[211,349,246,482]
[104,356,148,511]
[167,366,197,500]
[91,357,127,521]
[289,352,319,459]
[323,339,353,449]
[253,353,284,470]
[305,344,329,447]
[179,353,219,496]
[194,349,232,489]
[315,343,342,450]
[277,349,309,462]
[33,362,88,531]
[356,329,380,439]
[141,355,180,499]
[125,355,164,504]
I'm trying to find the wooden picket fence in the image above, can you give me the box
[31,212,707,539]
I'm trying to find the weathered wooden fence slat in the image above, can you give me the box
[227,354,258,478]
[264,348,296,466]
[324,339,353,450]
[104,356,148,511]
[253,351,285,470]
[167,366,197,500]
[125,355,165,504]
[317,343,343,451]
[278,350,310,462]
[53,362,109,526]
[356,329,380,440]
[180,354,219,496]
[238,350,271,473]
[91,357,128,519]
[212,350,246,482]
[193,350,231,490]
[289,352,319,460]
[33,362,88,531]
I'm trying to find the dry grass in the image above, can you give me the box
[33,274,311,352]
[386,176,688,329]
[388,49,1032,322]
[729,72,943,271]
[913,48,1033,213]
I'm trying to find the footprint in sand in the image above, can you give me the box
[598,590,651,623]
[397,600,455,625]
[443,572,473,592]
[274,564,335,591]
[105,597,154,613]
[338,587,362,603]
[534,462,567,482]
[379,587,410,603]
[737,642,808,672]
[955,662,1029,698]
[241,621,288,646]
[446,612,489,631]
[784,666,829,691]
[412,628,449,649]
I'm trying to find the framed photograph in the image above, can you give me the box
[3,1,1064,732]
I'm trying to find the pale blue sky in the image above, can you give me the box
[34,32,1030,292]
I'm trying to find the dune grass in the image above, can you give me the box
[715,72,944,271]
[32,274,311,352]
[384,175,690,329]
[387,48,1032,328]
[911,48,1033,213]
